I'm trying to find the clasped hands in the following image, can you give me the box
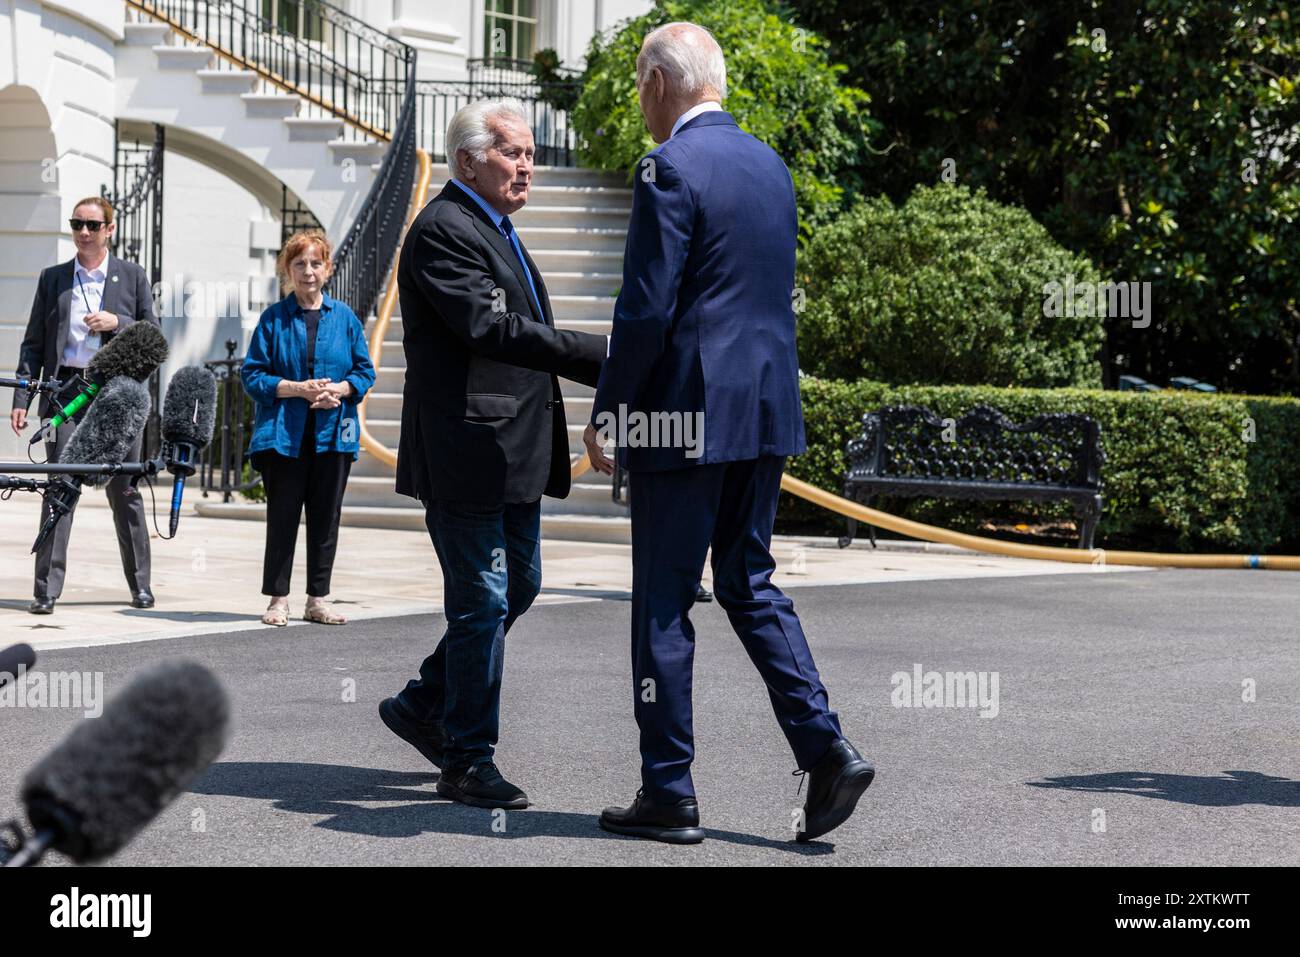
[84,311,118,334]
[290,377,351,409]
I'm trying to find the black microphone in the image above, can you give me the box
[32,377,152,554]
[161,367,218,536]
[7,659,229,866]
[0,644,36,690]
[32,320,168,444]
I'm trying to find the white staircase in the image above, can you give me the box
[114,18,382,240]
[342,165,635,543]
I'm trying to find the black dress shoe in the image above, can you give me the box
[131,589,154,609]
[437,761,529,809]
[599,789,705,844]
[796,739,875,843]
[378,696,447,769]
[28,597,54,615]
[694,584,714,603]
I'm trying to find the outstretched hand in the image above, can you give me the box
[583,423,614,475]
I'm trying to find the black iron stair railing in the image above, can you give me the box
[327,51,418,320]
[127,0,414,142]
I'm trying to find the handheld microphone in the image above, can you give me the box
[32,320,168,444]
[0,644,36,689]
[161,367,218,536]
[32,377,152,553]
[7,659,229,866]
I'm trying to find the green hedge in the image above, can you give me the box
[784,378,1300,552]
[795,184,1106,387]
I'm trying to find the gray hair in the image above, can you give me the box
[445,98,530,180]
[637,21,727,101]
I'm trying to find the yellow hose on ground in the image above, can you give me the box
[780,473,1300,570]
[358,148,432,469]
[567,456,1300,571]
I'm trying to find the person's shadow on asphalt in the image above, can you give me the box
[189,761,834,854]
[1028,770,1300,806]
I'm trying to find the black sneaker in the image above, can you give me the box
[437,761,530,809]
[378,696,447,769]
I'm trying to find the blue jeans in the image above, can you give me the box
[398,498,543,768]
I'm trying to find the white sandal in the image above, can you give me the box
[262,600,290,627]
[303,600,346,625]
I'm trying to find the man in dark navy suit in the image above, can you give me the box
[583,22,875,844]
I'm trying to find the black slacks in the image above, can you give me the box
[258,435,352,597]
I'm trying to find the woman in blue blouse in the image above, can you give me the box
[242,230,375,626]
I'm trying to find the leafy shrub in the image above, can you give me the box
[571,0,873,238]
[796,184,1107,388]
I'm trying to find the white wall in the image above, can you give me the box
[0,0,122,463]
[156,149,278,386]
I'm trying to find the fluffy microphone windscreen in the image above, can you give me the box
[86,320,169,383]
[59,376,151,484]
[162,366,218,448]
[0,643,36,688]
[19,660,230,863]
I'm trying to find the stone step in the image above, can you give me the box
[527,248,623,272]
[540,481,628,517]
[329,140,387,165]
[509,205,630,229]
[340,474,626,517]
[197,69,260,95]
[153,45,214,70]
[427,179,632,208]
[514,226,626,252]
[124,22,171,46]
[242,92,302,119]
[196,500,632,541]
[527,166,631,189]
[361,418,601,453]
[284,116,346,142]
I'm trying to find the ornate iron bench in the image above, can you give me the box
[839,404,1104,549]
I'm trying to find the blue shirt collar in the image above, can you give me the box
[283,292,336,316]
[451,178,508,230]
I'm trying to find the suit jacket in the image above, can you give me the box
[395,182,606,504]
[591,110,807,471]
[12,255,159,417]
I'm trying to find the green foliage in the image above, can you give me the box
[796,184,1106,387]
[571,0,874,237]
[531,48,581,113]
[786,377,1300,552]
[787,0,1300,394]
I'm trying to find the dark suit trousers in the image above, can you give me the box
[629,455,843,801]
[34,408,152,600]
[257,433,352,597]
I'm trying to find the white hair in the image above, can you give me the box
[637,21,727,101]
[445,98,531,180]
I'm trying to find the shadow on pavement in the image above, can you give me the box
[1028,770,1300,806]
[190,761,833,854]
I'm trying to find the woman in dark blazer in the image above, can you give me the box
[241,229,375,626]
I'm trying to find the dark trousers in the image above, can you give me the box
[34,396,151,600]
[397,498,542,769]
[258,443,352,596]
[630,455,843,802]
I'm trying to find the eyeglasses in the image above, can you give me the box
[69,219,108,233]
